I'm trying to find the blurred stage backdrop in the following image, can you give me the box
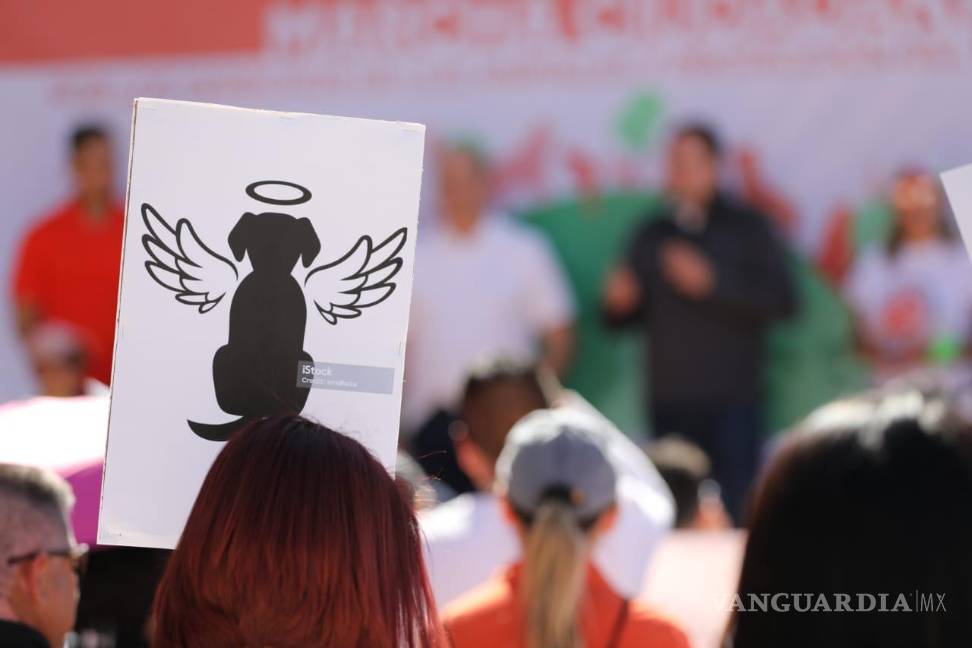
[2,0,972,433]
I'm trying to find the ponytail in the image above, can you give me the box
[521,500,589,648]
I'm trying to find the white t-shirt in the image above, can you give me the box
[419,394,675,606]
[403,215,575,431]
[845,240,972,356]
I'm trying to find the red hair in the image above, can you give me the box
[152,415,444,648]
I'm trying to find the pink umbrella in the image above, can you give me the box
[0,395,108,546]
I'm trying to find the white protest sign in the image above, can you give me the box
[99,98,425,548]
[943,164,972,256]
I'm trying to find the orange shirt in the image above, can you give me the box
[12,199,125,384]
[444,563,690,648]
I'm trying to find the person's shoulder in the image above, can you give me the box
[443,572,516,631]
[443,573,513,616]
[637,203,673,229]
[627,209,673,246]
[419,492,498,540]
[489,213,549,247]
[622,601,692,648]
[719,193,772,228]
[0,618,51,647]
[23,200,79,242]
[488,214,569,267]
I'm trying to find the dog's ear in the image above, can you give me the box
[297,217,321,267]
[228,213,254,262]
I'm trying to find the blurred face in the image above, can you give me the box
[8,526,81,648]
[666,134,719,206]
[439,149,488,229]
[33,358,86,397]
[892,174,942,242]
[72,137,112,205]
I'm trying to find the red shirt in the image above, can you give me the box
[444,563,690,648]
[12,199,125,384]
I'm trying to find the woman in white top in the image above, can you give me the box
[845,170,972,381]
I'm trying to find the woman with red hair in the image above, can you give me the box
[152,415,445,648]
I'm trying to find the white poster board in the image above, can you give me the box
[98,98,426,548]
[943,164,972,255]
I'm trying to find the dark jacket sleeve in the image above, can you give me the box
[708,213,797,324]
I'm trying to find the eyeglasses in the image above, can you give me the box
[6,543,89,577]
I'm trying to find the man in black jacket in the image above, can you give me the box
[0,464,83,647]
[604,124,796,522]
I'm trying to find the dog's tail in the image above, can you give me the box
[188,417,255,442]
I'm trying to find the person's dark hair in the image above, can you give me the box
[462,357,552,408]
[152,415,444,648]
[885,168,955,257]
[645,437,711,528]
[70,124,108,155]
[674,121,722,159]
[458,358,554,462]
[729,384,972,647]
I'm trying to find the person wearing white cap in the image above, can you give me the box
[443,409,689,648]
[419,360,674,607]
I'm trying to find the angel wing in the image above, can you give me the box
[141,203,239,314]
[304,228,407,325]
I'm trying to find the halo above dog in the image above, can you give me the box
[245,180,313,206]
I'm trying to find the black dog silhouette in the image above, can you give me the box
[142,180,409,442]
[187,211,321,441]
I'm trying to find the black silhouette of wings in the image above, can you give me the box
[304,228,407,325]
[141,203,239,314]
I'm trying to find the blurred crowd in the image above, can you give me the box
[2,119,972,647]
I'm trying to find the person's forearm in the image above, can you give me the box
[542,324,575,378]
[601,267,646,329]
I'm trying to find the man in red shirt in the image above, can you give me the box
[11,125,125,386]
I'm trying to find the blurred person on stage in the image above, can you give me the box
[844,170,972,382]
[603,122,796,523]
[420,358,673,607]
[0,464,85,648]
[443,408,689,648]
[11,125,124,388]
[152,415,444,648]
[728,382,972,647]
[404,141,575,492]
